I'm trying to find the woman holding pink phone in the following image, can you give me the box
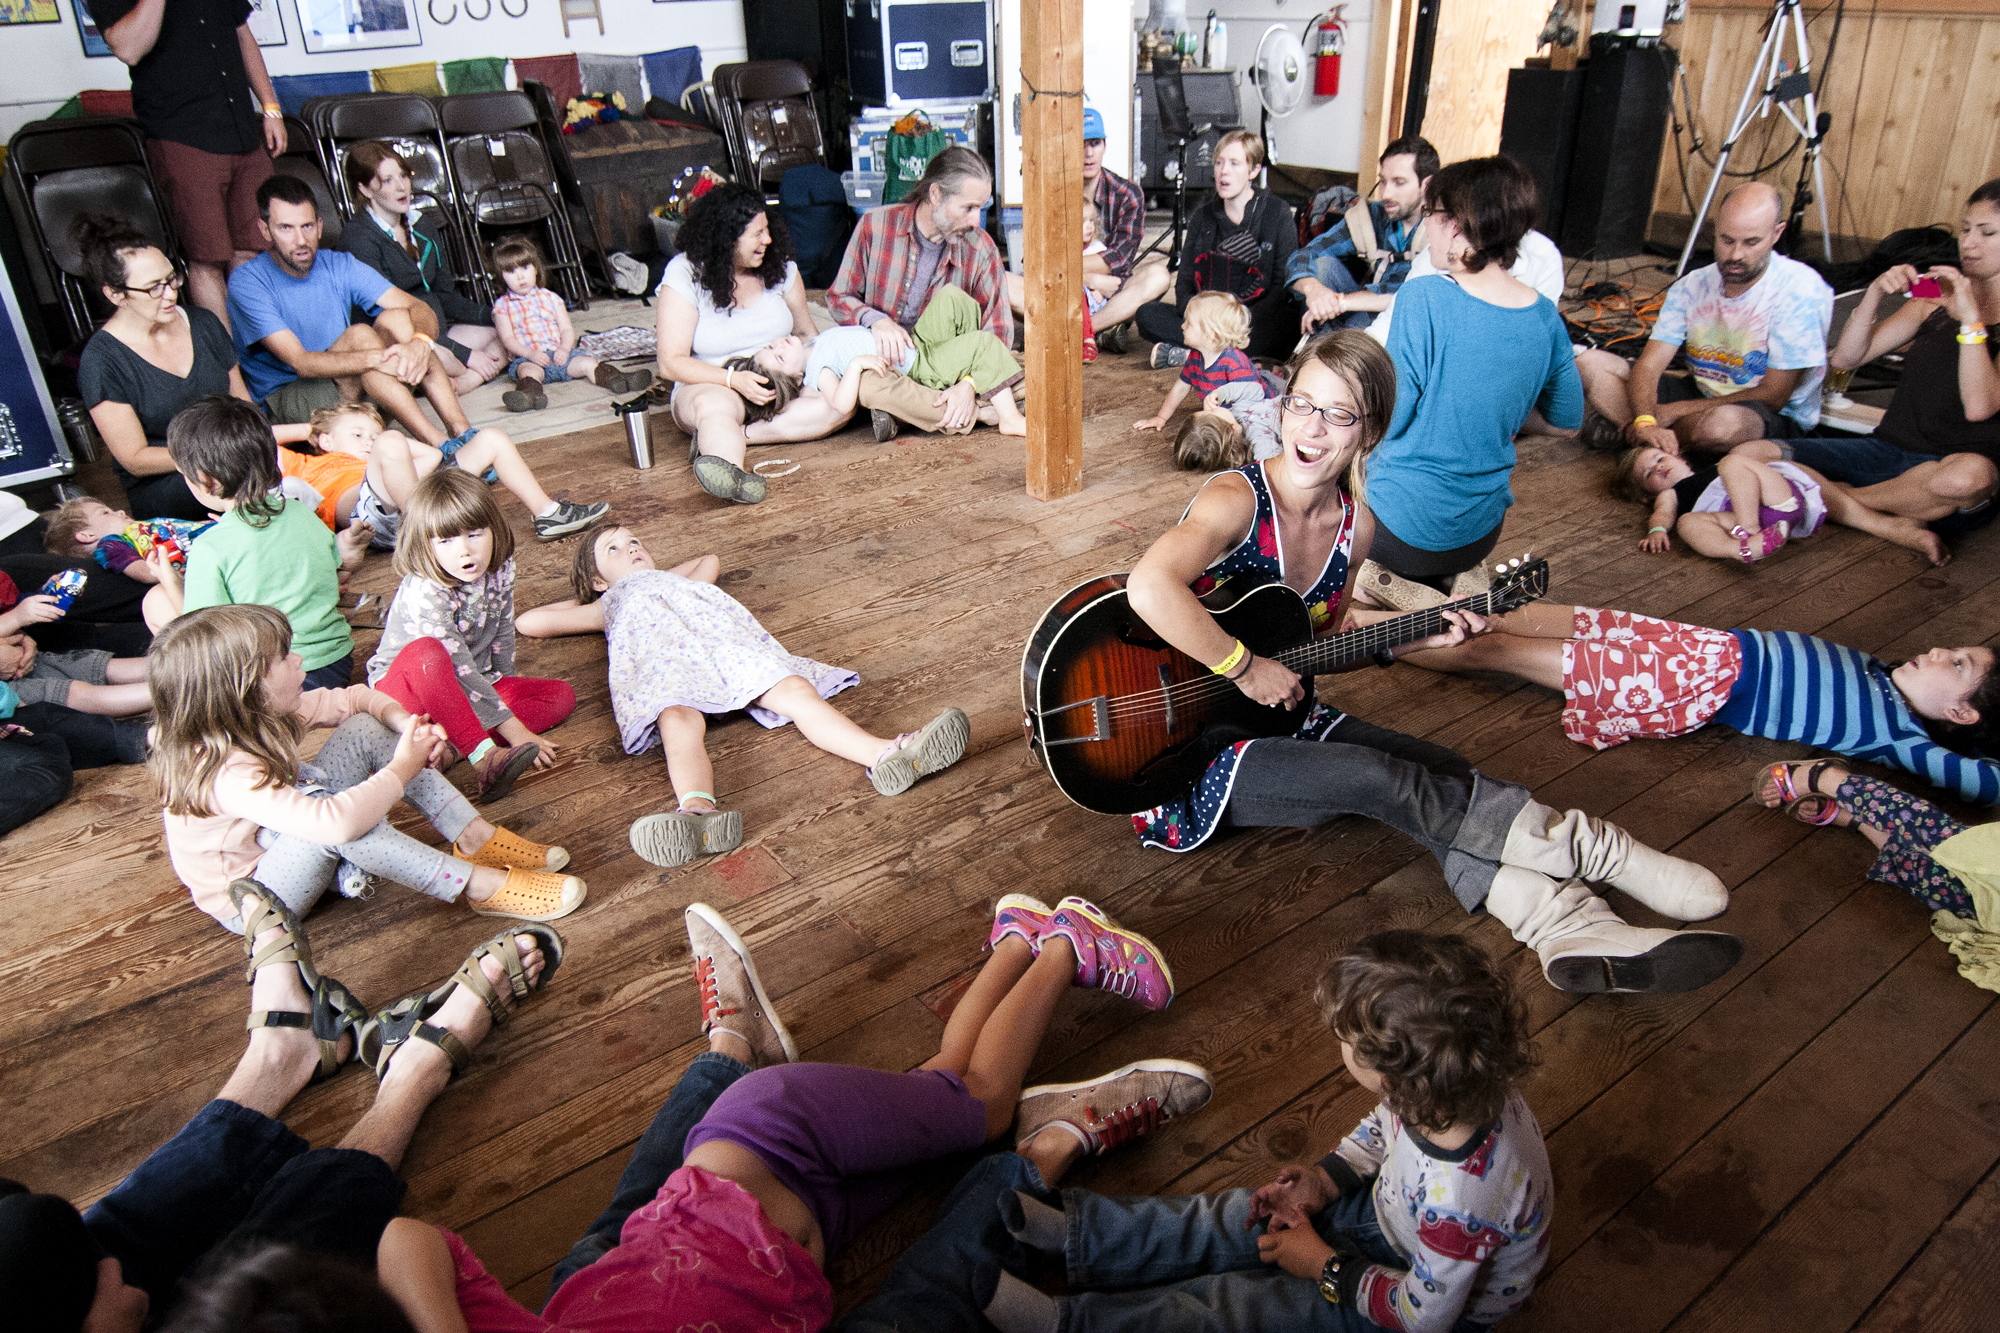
[1734,177,2000,543]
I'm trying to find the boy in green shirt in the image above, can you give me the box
[155,395,369,687]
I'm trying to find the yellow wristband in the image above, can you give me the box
[262,102,283,115]
[1210,639,1248,677]
[1632,414,1658,428]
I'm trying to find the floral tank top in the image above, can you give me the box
[1133,462,1358,852]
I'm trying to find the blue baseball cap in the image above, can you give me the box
[1083,107,1105,142]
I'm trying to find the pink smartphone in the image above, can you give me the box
[1910,276,1943,299]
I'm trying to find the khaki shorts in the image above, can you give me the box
[264,377,344,425]
[147,139,272,262]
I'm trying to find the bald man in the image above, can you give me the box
[1575,183,1833,455]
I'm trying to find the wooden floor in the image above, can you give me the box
[8,342,2000,1331]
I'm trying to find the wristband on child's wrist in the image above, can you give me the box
[1648,525,1669,535]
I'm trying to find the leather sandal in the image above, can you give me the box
[467,867,587,921]
[228,878,319,987]
[455,825,569,871]
[357,924,564,1080]
[474,743,541,803]
[249,972,368,1084]
[1753,760,1843,825]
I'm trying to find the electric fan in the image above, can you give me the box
[1250,23,1310,170]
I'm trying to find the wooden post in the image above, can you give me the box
[1020,0,1084,501]
[1358,0,1406,198]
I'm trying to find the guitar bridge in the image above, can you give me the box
[1159,665,1176,734]
[1035,696,1111,747]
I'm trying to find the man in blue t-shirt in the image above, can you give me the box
[1575,182,1832,454]
[227,174,472,447]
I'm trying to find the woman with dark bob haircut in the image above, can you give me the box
[1354,155,1584,610]
[654,182,820,505]
[72,214,258,520]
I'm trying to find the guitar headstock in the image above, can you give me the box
[1480,553,1550,614]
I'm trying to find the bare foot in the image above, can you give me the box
[381,936,545,1089]
[247,927,352,1076]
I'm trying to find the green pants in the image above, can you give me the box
[907,285,1020,395]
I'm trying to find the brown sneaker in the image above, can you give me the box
[1015,1058,1213,1154]
[685,902,797,1066]
[474,743,541,803]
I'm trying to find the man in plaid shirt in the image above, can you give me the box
[1005,106,1171,351]
[831,146,1012,436]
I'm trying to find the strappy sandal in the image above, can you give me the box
[629,797,743,868]
[1752,759,1843,825]
[455,825,570,871]
[228,879,319,988]
[357,924,565,1081]
[1733,523,1789,564]
[249,973,368,1084]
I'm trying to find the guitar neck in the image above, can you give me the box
[1271,589,1508,675]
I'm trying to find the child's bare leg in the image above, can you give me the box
[566,355,600,380]
[1813,473,1949,567]
[62,680,152,716]
[1390,628,1569,687]
[1674,511,1752,559]
[1716,456,1787,533]
[940,936,1080,1142]
[756,675,892,766]
[452,430,556,514]
[922,935,1035,1078]
[366,429,425,511]
[989,390,1027,437]
[659,705,718,811]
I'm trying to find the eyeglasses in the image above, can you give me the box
[120,271,184,300]
[1278,394,1361,428]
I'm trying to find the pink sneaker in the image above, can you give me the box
[1044,896,1176,1010]
[989,894,1056,954]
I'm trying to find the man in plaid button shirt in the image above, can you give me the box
[1006,106,1172,351]
[830,146,1012,436]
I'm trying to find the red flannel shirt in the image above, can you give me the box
[1093,167,1146,280]
[828,203,1011,343]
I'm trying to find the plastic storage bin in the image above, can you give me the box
[842,170,889,211]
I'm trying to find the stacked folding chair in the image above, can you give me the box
[299,92,477,298]
[516,79,614,295]
[271,115,344,249]
[5,116,181,346]
[708,61,828,200]
[436,91,591,309]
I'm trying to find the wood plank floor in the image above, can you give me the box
[8,338,1998,1331]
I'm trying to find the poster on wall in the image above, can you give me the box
[297,0,422,54]
[249,0,287,47]
[71,0,108,54]
[0,2,61,27]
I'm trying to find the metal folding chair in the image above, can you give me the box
[436,90,590,308]
[710,61,827,199]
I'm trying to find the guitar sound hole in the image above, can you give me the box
[1117,619,1168,650]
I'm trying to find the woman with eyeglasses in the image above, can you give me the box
[74,214,254,520]
[1113,330,1741,998]
[1355,156,1584,611]
[338,141,504,395]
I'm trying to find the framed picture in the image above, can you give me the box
[296,0,422,54]
[0,2,61,27]
[71,0,107,54]
[248,0,287,47]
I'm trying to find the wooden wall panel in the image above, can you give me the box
[1419,0,1552,169]
[1653,2,2000,248]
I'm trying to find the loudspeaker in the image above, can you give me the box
[1135,68,1242,196]
[1499,67,1584,243]
[1560,42,1677,259]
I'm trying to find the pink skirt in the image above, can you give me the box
[1560,607,1742,751]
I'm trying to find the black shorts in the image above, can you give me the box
[1657,374,1800,440]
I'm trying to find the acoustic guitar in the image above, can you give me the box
[1021,558,1550,815]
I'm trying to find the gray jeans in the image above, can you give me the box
[1222,714,1530,912]
[230,715,480,931]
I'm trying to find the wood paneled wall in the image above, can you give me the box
[1654,1,2000,248]
[1418,0,1553,169]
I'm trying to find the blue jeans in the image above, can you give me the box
[1297,255,1380,333]
[1058,1187,1488,1332]
[1782,435,1998,536]
[81,1099,404,1316]
[546,1051,753,1298]
[837,1151,1051,1332]
[301,654,354,691]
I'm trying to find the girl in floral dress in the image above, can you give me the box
[516,519,970,869]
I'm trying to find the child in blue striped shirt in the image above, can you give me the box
[1353,601,2000,805]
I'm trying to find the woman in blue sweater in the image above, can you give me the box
[1359,601,2000,805]
[1359,157,1583,610]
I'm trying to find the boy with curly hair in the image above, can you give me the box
[978,930,1552,1332]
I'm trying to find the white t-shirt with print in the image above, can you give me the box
[1367,230,1566,346]
[1652,252,1833,430]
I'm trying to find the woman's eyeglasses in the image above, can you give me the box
[1278,394,1361,428]
[120,271,184,300]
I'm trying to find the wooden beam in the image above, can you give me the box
[1358,0,1407,197]
[1020,0,1084,501]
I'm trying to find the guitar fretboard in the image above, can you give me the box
[1268,585,1526,676]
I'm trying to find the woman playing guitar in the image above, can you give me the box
[1116,331,1744,996]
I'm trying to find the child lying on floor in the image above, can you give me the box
[1173,381,1283,471]
[515,519,971,868]
[1614,441,1945,566]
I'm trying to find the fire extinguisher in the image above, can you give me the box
[1314,7,1347,98]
